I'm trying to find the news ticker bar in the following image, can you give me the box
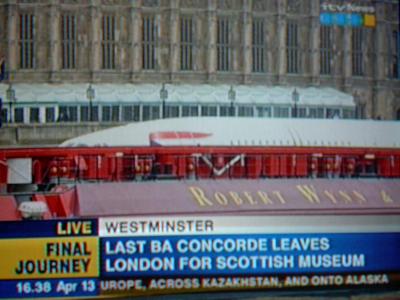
[0,215,399,298]
[2,274,399,298]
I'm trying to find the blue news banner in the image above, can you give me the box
[101,233,400,276]
[1,216,400,298]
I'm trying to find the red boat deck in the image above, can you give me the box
[2,179,400,221]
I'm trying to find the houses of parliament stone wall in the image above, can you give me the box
[0,0,399,120]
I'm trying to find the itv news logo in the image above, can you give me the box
[320,2,376,28]
[320,13,376,28]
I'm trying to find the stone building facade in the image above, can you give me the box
[0,0,399,120]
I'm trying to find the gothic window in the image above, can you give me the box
[252,18,265,73]
[19,13,35,69]
[61,14,77,69]
[352,28,364,76]
[286,21,300,74]
[102,15,116,69]
[217,17,231,71]
[320,26,333,75]
[180,17,193,71]
[142,15,156,70]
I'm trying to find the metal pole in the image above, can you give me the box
[228,85,236,117]
[162,99,165,119]
[9,101,12,123]
[87,84,95,122]
[292,88,299,118]
[160,83,168,119]
[7,84,15,123]
[89,97,93,121]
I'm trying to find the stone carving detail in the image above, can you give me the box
[287,0,302,13]
[217,0,238,10]
[253,0,266,11]
[180,0,205,9]
[387,4,399,21]
[102,0,125,5]
[60,0,80,4]
[142,0,159,7]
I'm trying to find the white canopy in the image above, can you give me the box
[0,84,355,107]
[61,117,399,148]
